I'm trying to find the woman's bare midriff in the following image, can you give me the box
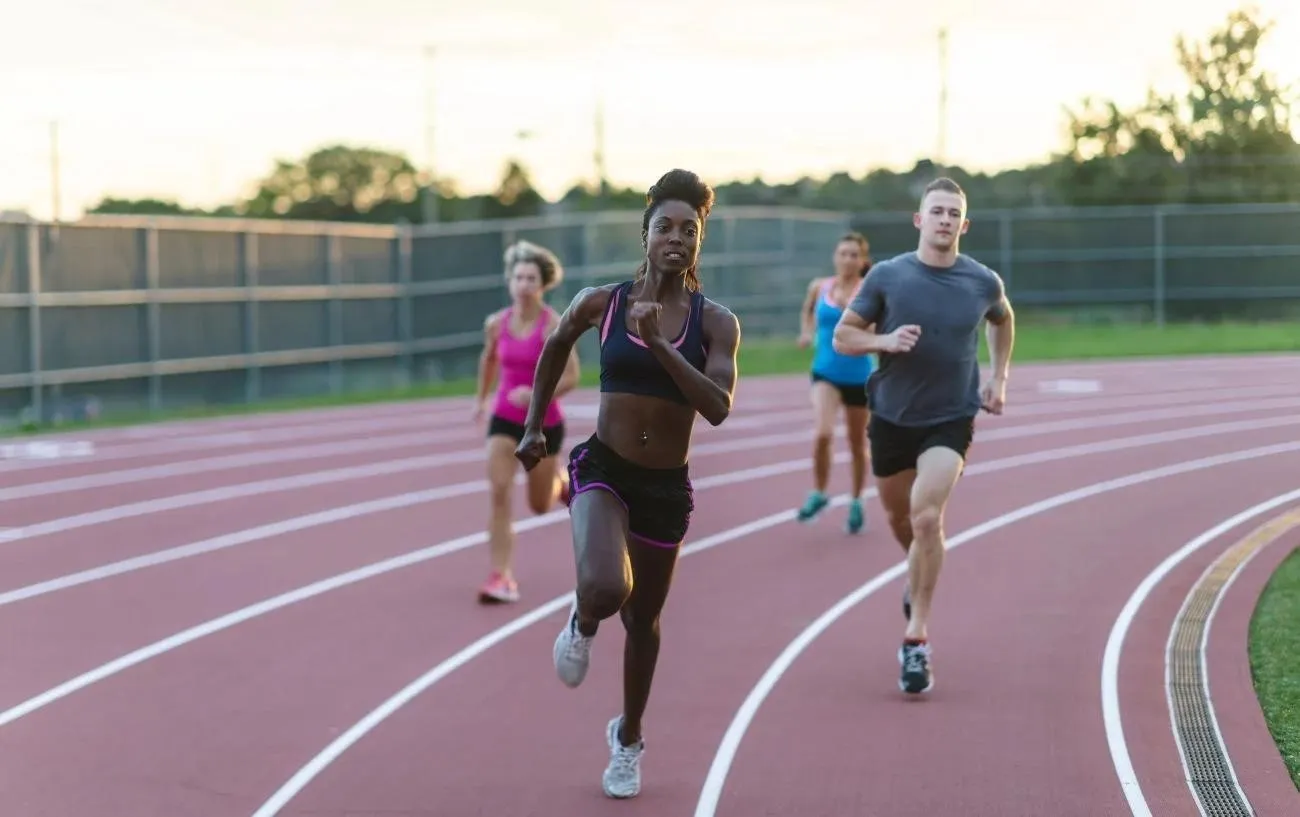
[596,393,698,468]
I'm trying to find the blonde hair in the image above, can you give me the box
[503,239,564,291]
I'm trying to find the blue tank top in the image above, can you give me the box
[812,278,874,385]
[598,280,708,406]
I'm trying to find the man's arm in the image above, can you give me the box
[649,301,740,426]
[832,269,890,355]
[984,276,1014,381]
[523,286,609,432]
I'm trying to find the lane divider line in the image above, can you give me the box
[253,445,1300,817]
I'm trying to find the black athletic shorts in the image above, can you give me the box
[566,433,695,548]
[488,415,565,457]
[868,414,975,478]
[810,372,869,408]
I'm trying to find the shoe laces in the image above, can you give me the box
[609,731,643,775]
[903,644,929,674]
[562,617,592,661]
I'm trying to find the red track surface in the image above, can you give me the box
[2,355,1299,815]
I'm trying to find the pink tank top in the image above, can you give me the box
[492,306,564,427]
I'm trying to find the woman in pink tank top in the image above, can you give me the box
[473,240,580,603]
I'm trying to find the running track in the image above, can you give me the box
[2,355,1299,816]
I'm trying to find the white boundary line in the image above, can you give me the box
[1189,523,1284,813]
[1102,488,1300,816]
[1157,507,1300,817]
[246,444,1300,817]
[688,445,1300,817]
[1162,538,1265,817]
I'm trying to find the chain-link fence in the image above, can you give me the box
[1,201,1297,421]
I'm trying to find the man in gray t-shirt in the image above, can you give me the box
[832,177,1015,696]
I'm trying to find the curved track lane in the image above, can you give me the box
[0,356,1297,816]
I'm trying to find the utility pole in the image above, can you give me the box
[937,26,949,169]
[421,45,439,224]
[593,95,607,198]
[49,120,62,224]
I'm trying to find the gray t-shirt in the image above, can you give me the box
[846,251,1008,427]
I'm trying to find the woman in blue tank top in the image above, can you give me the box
[795,231,875,533]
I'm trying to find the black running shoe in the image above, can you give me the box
[898,641,933,694]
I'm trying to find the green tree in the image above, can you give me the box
[237,144,425,223]
[1058,4,1300,204]
[87,197,208,216]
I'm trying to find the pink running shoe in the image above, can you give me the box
[477,571,519,604]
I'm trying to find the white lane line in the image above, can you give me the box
[10,355,1292,456]
[10,405,1299,548]
[0,424,894,600]
[0,441,96,460]
[12,390,1300,504]
[0,416,906,551]
[245,443,1300,816]
[0,400,805,501]
[1038,378,1103,394]
[0,410,457,474]
[3,409,1284,739]
[0,428,481,502]
[689,443,1300,817]
[8,414,1300,607]
[1104,491,1300,817]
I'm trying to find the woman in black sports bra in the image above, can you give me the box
[515,168,742,800]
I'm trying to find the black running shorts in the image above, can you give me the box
[488,415,565,457]
[868,414,975,478]
[566,433,695,548]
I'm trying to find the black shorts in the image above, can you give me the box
[488,415,565,457]
[868,414,975,478]
[810,372,869,408]
[566,433,695,548]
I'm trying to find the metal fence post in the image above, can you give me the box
[782,214,797,267]
[24,223,43,422]
[998,211,1013,292]
[396,226,414,387]
[325,232,344,395]
[1153,208,1166,328]
[242,231,261,403]
[144,225,162,411]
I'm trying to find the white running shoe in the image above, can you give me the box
[602,715,644,799]
[553,597,593,688]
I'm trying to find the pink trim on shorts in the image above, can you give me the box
[566,446,684,549]
[628,530,682,549]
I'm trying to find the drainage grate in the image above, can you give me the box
[1166,509,1300,817]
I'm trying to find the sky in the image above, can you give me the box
[1,0,1297,220]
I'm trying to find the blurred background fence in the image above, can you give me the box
[1,200,1298,422]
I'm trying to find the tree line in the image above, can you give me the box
[90,5,1298,224]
